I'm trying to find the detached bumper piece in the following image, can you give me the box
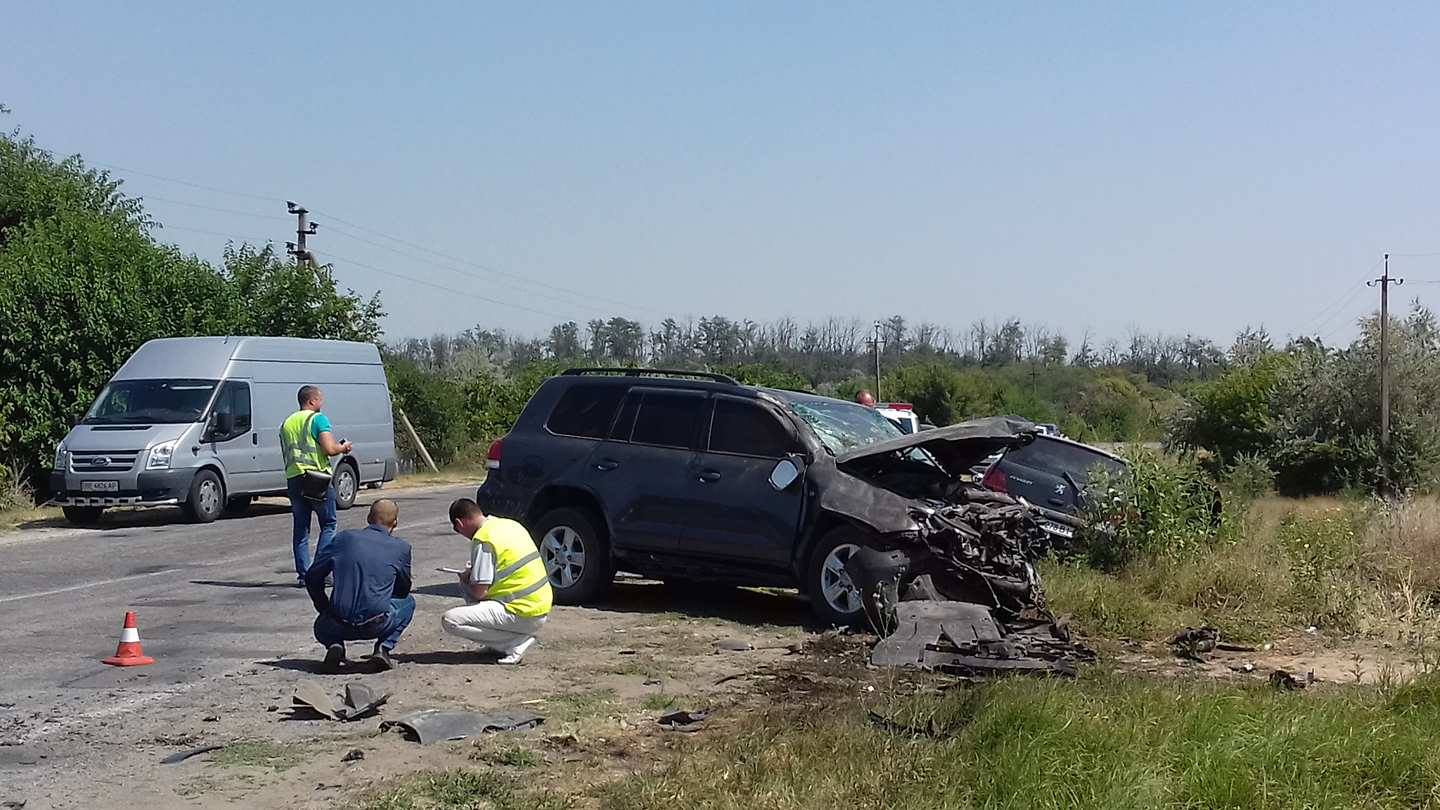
[871,601,1093,677]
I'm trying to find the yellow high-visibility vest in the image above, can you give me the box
[280,410,329,479]
[474,518,552,618]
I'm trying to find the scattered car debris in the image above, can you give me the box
[1269,669,1314,691]
[340,748,365,763]
[380,709,544,745]
[714,639,754,652]
[657,709,709,731]
[866,710,944,738]
[160,744,224,765]
[1229,663,1257,674]
[847,453,1098,678]
[870,601,1093,677]
[1170,627,1220,661]
[289,682,389,722]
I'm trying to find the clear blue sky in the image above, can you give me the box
[5,2,1440,347]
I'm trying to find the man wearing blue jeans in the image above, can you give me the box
[280,385,352,585]
[306,499,414,672]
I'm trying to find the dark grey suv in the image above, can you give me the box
[476,369,1039,625]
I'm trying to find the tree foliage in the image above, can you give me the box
[0,126,384,480]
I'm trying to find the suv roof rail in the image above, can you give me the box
[561,367,741,386]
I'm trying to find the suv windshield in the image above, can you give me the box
[785,397,903,454]
[84,379,218,425]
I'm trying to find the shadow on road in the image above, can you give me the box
[192,579,299,590]
[392,650,491,666]
[19,501,292,532]
[595,579,814,628]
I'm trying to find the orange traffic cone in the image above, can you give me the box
[102,611,155,667]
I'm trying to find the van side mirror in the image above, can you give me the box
[769,456,804,491]
[208,412,235,441]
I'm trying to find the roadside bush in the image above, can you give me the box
[0,460,31,511]
[385,357,470,467]
[1080,448,1220,569]
[1223,453,1275,503]
[1274,505,1368,630]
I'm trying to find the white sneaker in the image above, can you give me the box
[496,636,536,665]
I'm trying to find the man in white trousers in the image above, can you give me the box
[441,498,552,664]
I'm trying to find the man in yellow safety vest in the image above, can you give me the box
[441,498,552,664]
[280,385,353,585]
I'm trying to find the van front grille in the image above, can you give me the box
[71,451,140,473]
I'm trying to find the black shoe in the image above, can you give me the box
[371,646,394,672]
[322,643,346,673]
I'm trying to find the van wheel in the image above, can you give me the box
[806,527,868,627]
[334,462,358,510]
[533,507,614,605]
[184,470,224,524]
[63,506,105,526]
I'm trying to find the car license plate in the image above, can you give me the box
[80,481,119,492]
[1043,521,1075,539]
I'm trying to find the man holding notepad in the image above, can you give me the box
[440,498,552,664]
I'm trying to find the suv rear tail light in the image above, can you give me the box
[982,465,1008,492]
[486,438,503,471]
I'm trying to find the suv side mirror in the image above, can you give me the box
[769,456,804,491]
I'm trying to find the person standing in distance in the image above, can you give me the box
[280,385,353,585]
[441,498,552,664]
[856,389,877,408]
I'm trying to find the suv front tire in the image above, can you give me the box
[806,527,868,627]
[532,507,615,604]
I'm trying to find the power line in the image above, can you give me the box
[320,220,620,318]
[159,224,276,243]
[320,250,583,320]
[144,195,284,221]
[99,162,677,321]
[311,208,676,319]
[96,163,280,203]
[153,221,585,321]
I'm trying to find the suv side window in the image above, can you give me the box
[708,397,794,458]
[547,384,625,439]
[630,390,706,449]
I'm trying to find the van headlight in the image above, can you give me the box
[54,442,70,471]
[147,441,177,470]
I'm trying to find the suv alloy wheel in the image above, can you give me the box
[532,507,615,604]
[806,527,867,627]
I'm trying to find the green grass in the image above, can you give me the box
[640,693,683,711]
[212,740,307,772]
[473,743,541,768]
[365,769,571,810]
[601,671,1440,809]
[545,688,620,722]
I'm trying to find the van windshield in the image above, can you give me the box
[84,379,219,425]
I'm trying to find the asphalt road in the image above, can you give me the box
[0,483,478,746]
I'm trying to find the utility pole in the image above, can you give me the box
[1369,253,1404,474]
[871,320,883,401]
[285,201,319,267]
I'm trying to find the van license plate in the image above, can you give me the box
[81,481,119,492]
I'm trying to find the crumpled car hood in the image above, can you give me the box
[835,415,1038,479]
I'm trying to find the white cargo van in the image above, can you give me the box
[50,337,397,525]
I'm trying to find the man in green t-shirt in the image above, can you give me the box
[281,385,353,585]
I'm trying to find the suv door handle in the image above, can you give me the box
[594,459,620,472]
[697,470,721,483]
